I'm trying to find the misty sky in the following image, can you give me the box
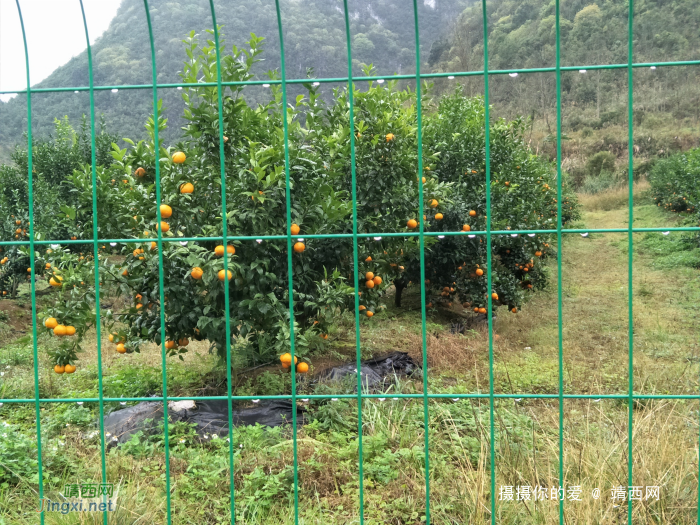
[0,0,121,102]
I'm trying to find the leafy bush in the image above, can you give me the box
[586,151,616,177]
[649,148,700,214]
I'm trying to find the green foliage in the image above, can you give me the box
[586,151,616,177]
[649,148,700,214]
[0,423,39,486]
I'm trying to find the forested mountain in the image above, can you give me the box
[431,0,700,131]
[0,0,471,151]
[1,0,699,169]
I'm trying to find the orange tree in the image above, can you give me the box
[313,68,451,317]
[0,117,116,299]
[408,89,580,313]
[39,33,577,372]
[44,32,358,367]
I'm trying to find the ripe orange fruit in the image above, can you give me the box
[293,242,305,253]
[178,338,189,347]
[53,325,67,336]
[27,267,31,273]
[469,210,477,217]
[280,353,292,364]
[15,220,21,225]
[223,136,229,143]
[165,340,176,350]
[218,269,233,281]
[191,267,204,279]
[64,364,76,374]
[435,213,444,220]
[511,307,517,313]
[45,317,58,329]
[366,280,375,289]
[505,181,510,186]
[282,362,291,369]
[172,151,186,164]
[473,307,479,312]
[180,182,194,194]
[373,276,382,286]
[462,224,471,232]
[359,305,366,311]
[150,242,157,250]
[136,303,143,309]
[386,133,394,141]
[366,310,374,317]
[476,268,484,276]
[122,269,128,276]
[296,362,309,373]
[135,167,146,177]
[108,334,115,342]
[116,343,126,354]
[65,326,76,336]
[156,221,169,233]
[535,251,542,257]
[365,272,374,281]
[491,293,498,301]
[160,205,172,219]
[429,199,438,208]
[407,219,418,229]
[320,334,328,340]
[215,245,235,256]
[479,307,487,314]
[290,223,300,235]
[54,364,65,374]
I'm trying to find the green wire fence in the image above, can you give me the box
[3,0,699,523]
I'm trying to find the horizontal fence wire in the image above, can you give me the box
[2,59,700,95]
[0,227,698,247]
[6,0,698,523]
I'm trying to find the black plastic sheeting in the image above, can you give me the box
[315,351,420,391]
[103,351,419,445]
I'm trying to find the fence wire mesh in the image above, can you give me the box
[2,0,700,523]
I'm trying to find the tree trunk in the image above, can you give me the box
[394,279,406,308]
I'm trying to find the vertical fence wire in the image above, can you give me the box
[76,3,109,524]
[205,2,238,522]
[411,0,432,522]
[272,1,301,523]
[555,0,565,522]
[137,2,174,522]
[340,1,367,523]
[480,1,496,522]
[627,0,635,523]
[15,2,44,525]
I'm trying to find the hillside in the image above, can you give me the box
[430,0,700,181]
[0,0,470,153]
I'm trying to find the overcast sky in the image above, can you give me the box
[0,0,121,101]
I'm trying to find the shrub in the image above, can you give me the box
[649,148,700,214]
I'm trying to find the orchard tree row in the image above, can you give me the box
[0,32,579,373]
